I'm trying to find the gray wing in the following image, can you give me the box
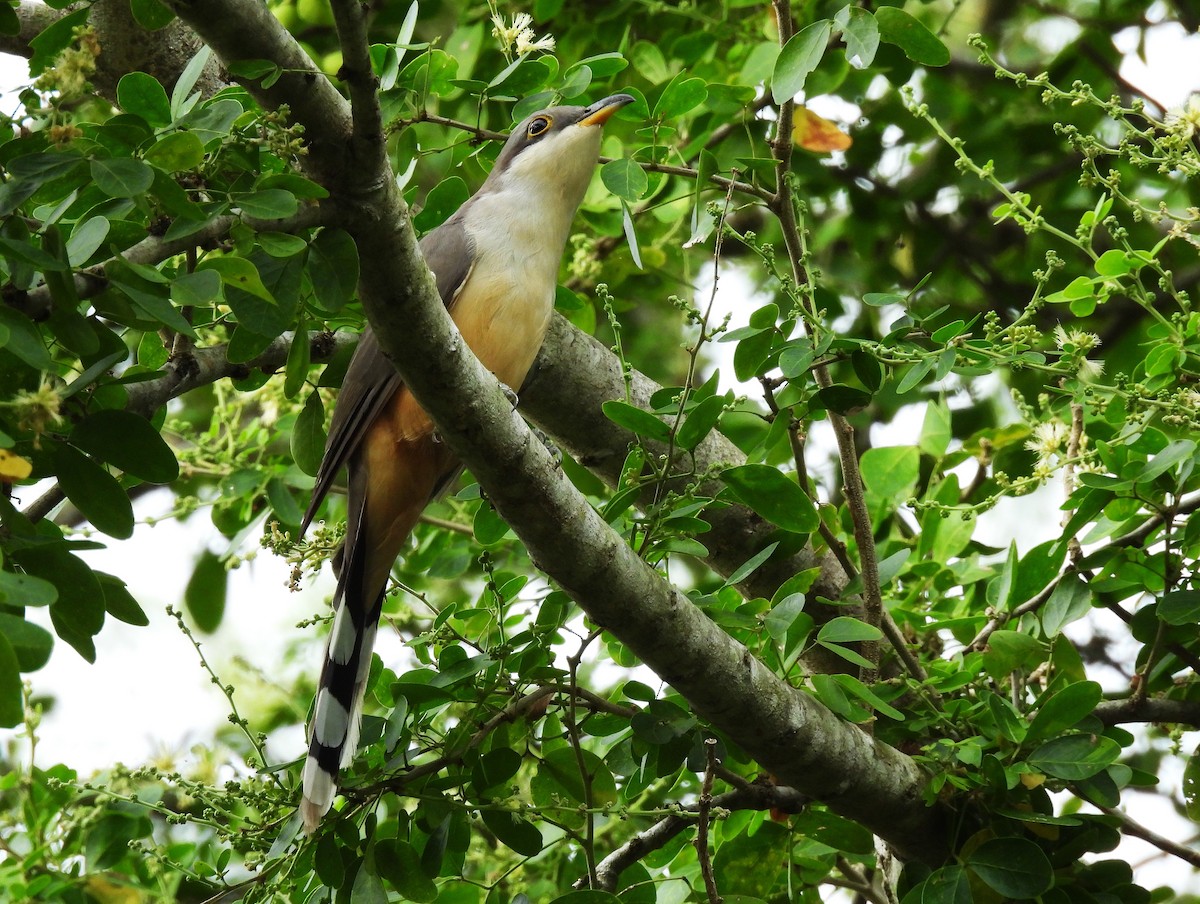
[299,215,476,535]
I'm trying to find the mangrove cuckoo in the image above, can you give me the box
[297,94,635,831]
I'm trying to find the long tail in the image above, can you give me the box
[299,404,456,831]
[300,462,382,833]
[300,585,382,832]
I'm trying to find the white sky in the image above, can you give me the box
[1,6,1198,892]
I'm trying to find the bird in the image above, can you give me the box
[297,93,635,832]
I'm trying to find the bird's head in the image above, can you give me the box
[480,94,635,204]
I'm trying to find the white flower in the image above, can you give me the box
[1077,357,1105,382]
[516,29,556,55]
[1024,420,1069,459]
[492,12,554,56]
[1053,324,1099,352]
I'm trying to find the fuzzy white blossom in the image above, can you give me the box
[1053,324,1100,352]
[491,12,555,56]
[1025,420,1070,460]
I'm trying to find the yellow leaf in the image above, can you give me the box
[0,449,32,482]
[792,107,852,153]
[1019,772,1046,789]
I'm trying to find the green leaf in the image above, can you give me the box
[1094,248,1135,277]
[1136,439,1195,484]
[171,269,222,307]
[414,176,470,233]
[621,200,642,270]
[772,19,832,103]
[473,501,511,547]
[0,3,18,36]
[841,8,880,68]
[817,616,883,644]
[765,593,810,644]
[851,349,882,390]
[97,572,150,626]
[171,45,211,118]
[534,747,618,807]
[1041,576,1092,636]
[832,673,904,720]
[570,52,628,78]
[144,131,205,171]
[0,306,53,369]
[981,629,1043,678]
[234,189,299,220]
[19,547,105,663]
[919,400,951,458]
[1185,743,1200,822]
[654,73,708,118]
[308,228,359,313]
[875,8,950,66]
[0,570,58,607]
[0,633,23,727]
[1028,734,1121,780]
[712,821,789,898]
[314,834,345,889]
[1159,589,1200,626]
[71,410,180,484]
[284,324,311,400]
[374,839,437,903]
[861,445,919,501]
[601,158,648,202]
[350,858,387,904]
[723,464,819,533]
[601,400,671,442]
[723,542,779,587]
[967,837,1053,899]
[130,0,175,30]
[117,71,172,127]
[1027,681,1102,742]
[292,390,327,476]
[791,808,875,854]
[258,232,308,258]
[480,809,543,857]
[816,384,871,414]
[0,614,54,672]
[184,549,227,634]
[675,393,726,450]
[896,356,936,394]
[66,216,111,267]
[90,158,155,198]
[921,864,972,904]
[197,256,275,303]
[53,442,135,539]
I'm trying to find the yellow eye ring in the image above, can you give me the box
[527,115,552,137]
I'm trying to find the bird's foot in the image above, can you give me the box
[499,382,520,407]
[529,424,563,468]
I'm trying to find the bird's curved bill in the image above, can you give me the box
[578,94,636,127]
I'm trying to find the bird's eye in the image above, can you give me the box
[527,116,552,137]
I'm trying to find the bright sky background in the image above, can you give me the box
[1,2,1197,891]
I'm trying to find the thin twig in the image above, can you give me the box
[1097,805,1200,868]
[766,0,883,686]
[1062,399,1084,564]
[579,782,809,892]
[566,629,603,888]
[165,605,284,790]
[696,739,722,904]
